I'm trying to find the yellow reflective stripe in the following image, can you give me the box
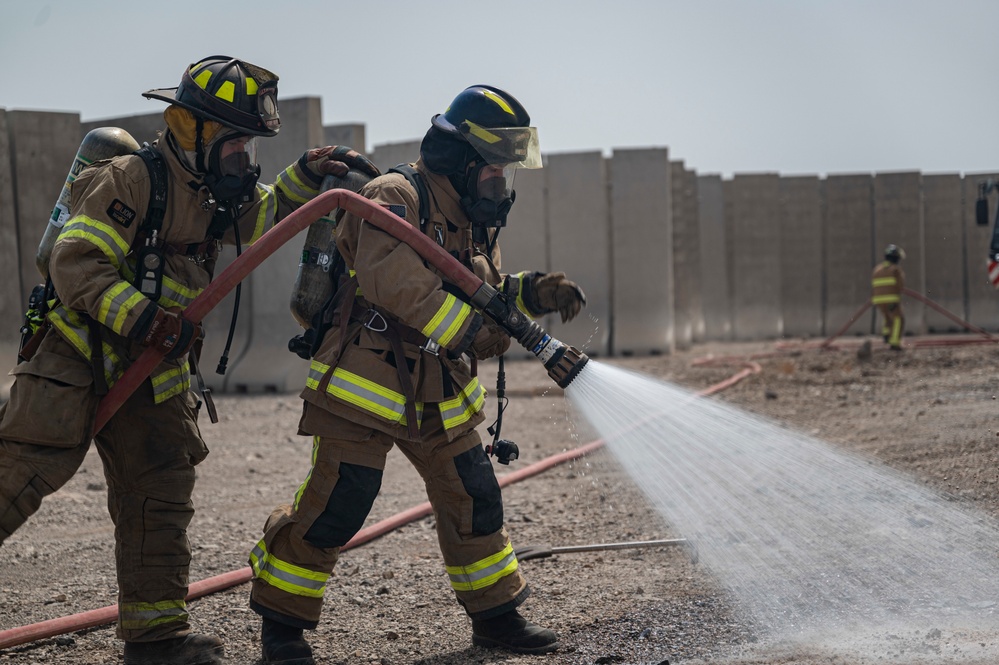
[512,271,533,317]
[464,120,501,145]
[439,377,485,430]
[294,436,321,509]
[329,367,407,422]
[61,215,130,268]
[446,543,518,592]
[871,277,897,287]
[250,540,328,598]
[276,165,318,205]
[47,306,124,387]
[249,183,277,244]
[872,294,901,305]
[889,317,903,345]
[151,362,190,403]
[119,599,187,630]
[481,89,515,116]
[98,282,146,334]
[193,69,212,90]
[422,294,471,346]
[306,360,331,390]
[216,80,235,102]
[159,275,200,309]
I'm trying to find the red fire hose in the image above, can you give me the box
[95,189,486,434]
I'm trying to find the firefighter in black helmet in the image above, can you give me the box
[0,55,378,665]
[248,85,583,664]
[872,244,906,350]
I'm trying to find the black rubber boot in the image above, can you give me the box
[261,617,315,665]
[123,633,224,665]
[471,609,558,654]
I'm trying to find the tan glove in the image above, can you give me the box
[532,272,587,323]
[304,145,380,179]
[137,307,203,360]
[470,322,511,360]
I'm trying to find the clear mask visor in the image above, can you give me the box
[217,135,258,177]
[462,122,541,169]
[476,164,517,200]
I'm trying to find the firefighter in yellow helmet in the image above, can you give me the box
[0,56,378,665]
[872,244,906,350]
[247,85,585,663]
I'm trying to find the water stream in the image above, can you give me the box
[564,360,999,662]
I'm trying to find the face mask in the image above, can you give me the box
[205,134,261,203]
[461,161,517,234]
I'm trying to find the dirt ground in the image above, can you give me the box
[1,335,998,665]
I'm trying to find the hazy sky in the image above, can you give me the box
[2,1,996,177]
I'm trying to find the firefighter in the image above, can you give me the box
[248,85,586,663]
[872,244,906,350]
[0,56,378,665]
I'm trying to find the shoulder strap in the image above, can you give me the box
[388,164,431,232]
[134,143,168,237]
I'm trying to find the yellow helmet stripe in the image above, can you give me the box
[215,80,236,102]
[464,120,501,145]
[481,89,515,116]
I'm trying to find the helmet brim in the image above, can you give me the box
[142,87,279,138]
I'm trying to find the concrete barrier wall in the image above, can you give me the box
[779,176,824,337]
[824,174,874,336]
[0,110,19,374]
[671,162,700,349]
[874,172,924,334]
[547,152,610,356]
[728,174,783,340]
[9,110,81,309]
[4,103,998,396]
[697,175,731,340]
[610,149,673,355]
[922,174,965,331]
[964,172,999,329]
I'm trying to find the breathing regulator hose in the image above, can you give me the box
[95,190,589,433]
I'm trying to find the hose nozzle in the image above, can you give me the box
[471,284,589,389]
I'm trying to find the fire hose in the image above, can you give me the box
[95,188,589,434]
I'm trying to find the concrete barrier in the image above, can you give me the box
[546,152,610,356]
[824,174,874,336]
[371,140,422,173]
[922,174,964,331]
[697,175,731,340]
[727,174,782,340]
[610,148,673,355]
[779,176,824,337]
[0,109,20,377]
[672,161,701,349]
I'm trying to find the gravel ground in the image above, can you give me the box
[1,337,998,664]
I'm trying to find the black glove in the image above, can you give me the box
[304,145,380,180]
[529,272,587,323]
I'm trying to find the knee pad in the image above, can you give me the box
[453,445,504,536]
[305,462,382,548]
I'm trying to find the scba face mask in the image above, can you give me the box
[462,161,518,233]
[205,134,261,203]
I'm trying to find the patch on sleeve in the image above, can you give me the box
[106,199,137,228]
[381,204,406,220]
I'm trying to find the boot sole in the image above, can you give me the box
[261,657,316,665]
[124,646,224,665]
[472,634,559,654]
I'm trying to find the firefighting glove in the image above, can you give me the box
[529,272,587,323]
[302,145,381,181]
[136,307,203,360]
[470,321,511,360]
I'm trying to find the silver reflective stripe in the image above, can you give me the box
[276,165,319,205]
[422,294,471,346]
[439,378,485,430]
[446,545,519,592]
[250,183,278,244]
[61,215,130,269]
[250,541,328,598]
[151,362,190,403]
[98,281,146,335]
[119,600,188,629]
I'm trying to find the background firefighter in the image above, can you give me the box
[871,244,906,351]
[0,56,378,665]
[248,85,587,663]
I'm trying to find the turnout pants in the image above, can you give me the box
[0,361,208,642]
[878,302,905,347]
[249,407,528,628]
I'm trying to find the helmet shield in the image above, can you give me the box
[459,122,541,169]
